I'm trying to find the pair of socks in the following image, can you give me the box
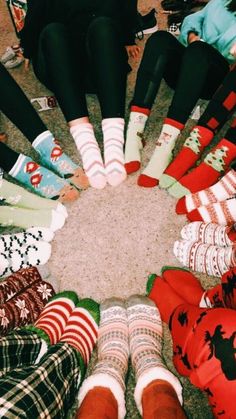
[70,119,126,189]
[78,295,183,419]
[175,169,236,225]
[0,179,67,231]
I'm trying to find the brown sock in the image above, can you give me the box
[142,379,186,419]
[77,386,118,419]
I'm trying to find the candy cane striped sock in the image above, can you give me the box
[102,118,127,187]
[187,196,236,225]
[180,222,234,246]
[70,123,106,189]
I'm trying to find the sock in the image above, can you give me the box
[102,118,127,187]
[187,196,236,225]
[60,298,99,365]
[34,291,79,344]
[0,228,54,253]
[142,379,186,419]
[161,266,205,306]
[32,130,89,190]
[180,221,234,246]
[138,122,182,187]
[176,169,236,214]
[0,280,55,336]
[78,298,127,419]
[125,109,149,174]
[168,139,236,198]
[0,242,52,278]
[70,123,106,189]
[77,387,118,419]
[9,154,79,203]
[220,267,236,309]
[173,239,236,277]
[159,126,214,189]
[126,295,182,415]
[0,206,65,232]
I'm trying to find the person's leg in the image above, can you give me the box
[0,267,43,304]
[180,221,235,246]
[0,227,53,255]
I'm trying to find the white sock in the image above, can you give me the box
[0,228,54,253]
[125,112,148,170]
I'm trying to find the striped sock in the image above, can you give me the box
[187,196,236,225]
[60,298,100,365]
[125,110,148,174]
[34,291,79,344]
[70,123,106,189]
[126,295,182,415]
[180,222,234,246]
[102,118,127,187]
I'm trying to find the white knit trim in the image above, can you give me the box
[78,373,126,419]
[9,154,26,177]
[134,367,183,415]
[32,130,51,148]
[35,340,48,364]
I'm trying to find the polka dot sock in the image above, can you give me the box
[187,196,236,225]
[125,110,148,174]
[180,222,235,246]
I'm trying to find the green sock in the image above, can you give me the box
[0,206,64,231]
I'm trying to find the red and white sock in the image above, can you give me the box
[187,196,236,225]
[102,118,127,187]
[70,123,106,189]
[125,107,149,174]
[180,221,235,246]
[176,169,236,214]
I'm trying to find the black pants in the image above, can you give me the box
[33,16,129,121]
[132,31,229,125]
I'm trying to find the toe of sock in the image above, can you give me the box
[187,209,202,222]
[146,273,158,295]
[175,197,188,214]
[159,174,177,189]
[138,174,159,187]
[107,172,127,187]
[125,161,141,174]
[70,168,90,189]
[59,185,80,203]
[89,175,107,189]
[168,182,190,198]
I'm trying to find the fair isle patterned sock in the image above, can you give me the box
[187,197,236,225]
[126,295,182,415]
[176,169,236,215]
[0,228,54,253]
[9,154,79,202]
[180,222,234,246]
[102,118,127,187]
[125,111,148,174]
[70,123,106,189]
[78,298,128,419]
[32,131,89,190]
[0,267,42,304]
[173,239,236,277]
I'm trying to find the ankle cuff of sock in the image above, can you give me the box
[24,325,51,345]
[134,367,183,415]
[78,373,126,419]
[130,106,151,116]
[164,118,184,131]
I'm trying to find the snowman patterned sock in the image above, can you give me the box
[0,267,43,304]
[32,131,89,190]
[125,109,149,174]
[187,196,236,225]
[180,222,235,246]
[0,228,54,253]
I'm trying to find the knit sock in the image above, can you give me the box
[159,126,214,189]
[161,266,205,306]
[125,109,149,174]
[180,222,234,246]
[0,280,55,336]
[102,118,127,187]
[60,298,100,365]
[126,294,182,415]
[0,206,65,232]
[187,196,236,225]
[173,239,236,277]
[168,139,236,198]
[70,123,106,189]
[142,379,186,419]
[176,169,236,214]
[0,242,52,278]
[78,298,128,419]
[32,130,89,190]
[138,122,182,187]
[0,228,54,253]
[33,291,79,344]
[77,387,118,419]
[220,267,236,309]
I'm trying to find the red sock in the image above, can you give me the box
[77,387,118,419]
[177,138,236,193]
[221,267,236,309]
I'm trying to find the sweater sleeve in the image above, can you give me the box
[178,6,206,46]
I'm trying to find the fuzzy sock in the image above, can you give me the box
[33,291,79,344]
[168,139,236,198]
[126,295,183,415]
[77,387,118,419]
[0,280,55,335]
[0,228,54,253]
[9,154,79,203]
[32,130,89,190]
[70,123,106,189]
[125,109,149,174]
[102,118,127,187]
[187,196,236,225]
[173,239,236,277]
[176,169,236,215]
[60,298,99,365]
[159,126,214,189]
[138,121,183,187]
[180,222,235,246]
[78,298,127,419]
[0,206,65,232]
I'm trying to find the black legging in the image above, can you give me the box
[132,31,230,125]
[32,16,129,122]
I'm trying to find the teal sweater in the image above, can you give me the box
[178,0,236,64]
